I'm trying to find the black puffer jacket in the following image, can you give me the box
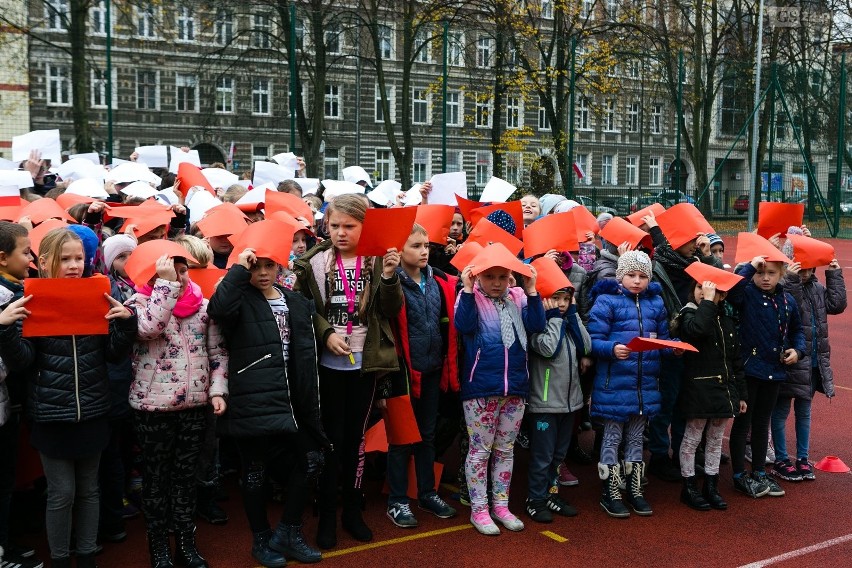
[676,300,746,418]
[782,269,847,399]
[208,265,330,448]
[0,316,138,424]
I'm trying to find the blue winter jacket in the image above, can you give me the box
[454,286,545,401]
[728,263,806,382]
[588,279,670,422]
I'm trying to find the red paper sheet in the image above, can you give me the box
[523,212,579,257]
[626,337,698,353]
[355,207,417,257]
[23,276,111,337]
[364,419,389,453]
[382,395,422,446]
[187,268,227,299]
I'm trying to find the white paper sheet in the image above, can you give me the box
[271,152,300,170]
[403,184,423,206]
[135,146,169,169]
[107,162,162,186]
[0,170,35,189]
[187,189,223,225]
[366,179,401,206]
[479,176,516,203]
[12,129,62,164]
[69,152,101,166]
[154,187,181,206]
[201,168,239,189]
[342,165,372,187]
[253,161,296,187]
[168,146,201,173]
[66,178,109,198]
[55,158,106,182]
[322,180,365,200]
[428,172,467,205]
[120,181,158,199]
[295,178,320,196]
[0,158,18,171]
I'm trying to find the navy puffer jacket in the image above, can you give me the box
[587,279,670,422]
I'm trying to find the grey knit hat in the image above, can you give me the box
[539,193,566,215]
[781,225,805,258]
[616,250,653,281]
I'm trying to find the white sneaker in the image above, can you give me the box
[470,510,500,536]
[491,506,525,531]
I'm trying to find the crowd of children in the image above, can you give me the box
[0,149,847,568]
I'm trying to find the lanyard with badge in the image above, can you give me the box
[336,253,361,365]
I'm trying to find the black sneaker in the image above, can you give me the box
[525,498,553,523]
[771,459,803,482]
[515,430,530,450]
[546,494,578,517]
[3,549,45,568]
[732,473,769,498]
[755,473,785,497]
[797,458,816,480]
[386,502,418,528]
[418,493,457,519]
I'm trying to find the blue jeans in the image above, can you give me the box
[527,412,574,500]
[648,356,684,458]
[387,370,441,504]
[771,396,812,461]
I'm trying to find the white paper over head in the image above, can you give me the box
[187,189,223,225]
[0,170,35,190]
[201,167,239,189]
[295,178,320,195]
[107,162,162,186]
[322,179,365,200]
[120,181,158,199]
[0,186,20,200]
[55,158,106,182]
[403,184,423,206]
[366,179,401,206]
[342,165,372,188]
[168,146,201,174]
[271,152,300,170]
[479,176,516,203]
[235,185,271,207]
[12,130,62,164]
[110,158,130,167]
[0,158,18,171]
[154,187,181,206]
[253,161,295,187]
[69,152,101,166]
[233,180,252,190]
[66,178,109,199]
[135,145,169,169]
[428,172,467,205]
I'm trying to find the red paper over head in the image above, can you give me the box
[450,241,483,273]
[599,217,652,251]
[470,201,524,238]
[176,162,215,196]
[228,217,300,267]
[29,218,68,256]
[355,207,417,257]
[265,190,314,223]
[684,262,744,292]
[530,257,573,297]
[19,198,76,225]
[733,232,790,265]
[571,206,600,242]
[626,202,666,227]
[655,203,714,249]
[757,202,804,239]
[786,234,835,269]
[196,203,250,238]
[415,204,456,244]
[187,267,227,299]
[523,212,579,258]
[470,242,532,278]
[125,239,198,286]
[468,218,524,256]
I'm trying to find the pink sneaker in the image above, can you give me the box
[491,506,525,531]
[470,510,500,535]
[557,463,580,486]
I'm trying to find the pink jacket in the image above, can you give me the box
[127,280,228,412]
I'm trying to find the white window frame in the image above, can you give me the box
[538,95,551,131]
[136,6,157,39]
[324,148,339,180]
[252,145,270,161]
[625,155,638,185]
[475,98,492,128]
[581,0,594,19]
[412,87,431,125]
[176,6,195,42]
[649,156,663,185]
[294,18,305,50]
[90,0,109,36]
[601,154,616,185]
[215,9,235,45]
[576,97,591,130]
[378,24,395,60]
[412,149,431,183]
[374,83,396,124]
[576,153,591,185]
[541,0,554,19]
[446,90,462,127]
[627,59,641,79]
[253,13,271,49]
[477,36,494,68]
[627,101,640,133]
[651,103,663,134]
[136,70,159,110]
[448,31,465,67]
[252,78,272,116]
[475,151,492,186]
[175,73,199,112]
[607,0,619,20]
[505,151,523,184]
[414,27,430,63]
[47,64,71,106]
[90,68,116,109]
[324,84,341,119]
[45,0,69,31]
[507,95,522,129]
[216,76,235,114]
[375,149,394,182]
[325,23,342,55]
[604,99,618,132]
[446,150,464,173]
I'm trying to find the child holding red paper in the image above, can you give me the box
[587,251,675,518]
[126,250,228,568]
[0,227,137,568]
[292,193,402,548]
[381,224,459,529]
[454,251,545,535]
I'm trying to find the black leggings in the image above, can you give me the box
[730,377,782,475]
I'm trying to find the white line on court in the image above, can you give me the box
[737,533,852,567]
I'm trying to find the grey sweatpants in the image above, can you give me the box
[40,452,101,560]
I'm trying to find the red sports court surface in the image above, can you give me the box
[20,238,852,567]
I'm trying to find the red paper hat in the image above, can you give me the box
[268,211,313,235]
[197,204,251,238]
[684,262,744,292]
[734,232,790,264]
[0,198,29,221]
[455,194,487,223]
[523,212,579,257]
[125,239,198,286]
[227,217,300,267]
[265,190,314,223]
[786,234,835,269]
[571,205,600,242]
[470,201,524,238]
[176,162,215,196]
[450,241,483,272]
[468,218,524,256]
[19,198,77,225]
[415,204,456,244]
[814,455,850,473]
[626,202,666,227]
[599,217,652,251]
[56,193,94,211]
[530,257,573,297]
[355,206,417,257]
[29,219,68,256]
[757,202,804,239]
[187,267,227,299]
[656,203,714,249]
[470,242,532,278]
[104,203,174,220]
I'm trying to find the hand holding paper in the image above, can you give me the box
[0,295,32,326]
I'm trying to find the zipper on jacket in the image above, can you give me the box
[543,368,550,402]
[503,347,509,396]
[716,317,736,416]
[237,353,272,374]
[605,361,612,389]
[468,349,481,382]
[178,320,193,402]
[72,336,81,422]
[635,295,644,415]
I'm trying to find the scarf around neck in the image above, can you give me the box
[137,280,204,318]
[478,283,527,350]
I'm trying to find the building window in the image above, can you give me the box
[90,68,115,109]
[581,0,594,18]
[375,149,394,182]
[375,84,395,123]
[324,148,339,180]
[447,151,463,173]
[253,14,271,48]
[506,152,522,184]
[575,153,590,184]
[538,95,551,130]
[651,103,663,134]
[412,88,429,125]
[215,9,234,45]
[604,99,617,131]
[252,78,271,115]
[47,64,71,106]
[541,0,554,19]
[446,91,462,126]
[177,7,195,41]
[477,36,494,68]
[90,1,108,35]
[507,95,521,129]
[448,31,464,66]
[324,84,341,118]
[325,24,341,54]
[607,0,619,20]
[475,151,491,186]
[45,0,69,31]
[252,145,270,161]
[414,28,430,63]
[475,98,492,128]
[649,156,663,185]
[625,155,638,185]
[136,70,158,110]
[294,19,304,50]
[175,74,198,112]
[575,97,590,130]
[719,75,746,135]
[627,101,640,133]
[216,76,234,113]
[413,149,430,183]
[627,59,641,79]
[378,24,394,59]
[601,154,615,185]
[137,6,156,38]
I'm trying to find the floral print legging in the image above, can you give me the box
[463,396,525,514]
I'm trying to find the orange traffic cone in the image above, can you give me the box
[814,456,850,473]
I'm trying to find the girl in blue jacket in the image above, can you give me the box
[455,256,545,536]
[588,251,676,519]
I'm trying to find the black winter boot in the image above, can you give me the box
[341,491,372,542]
[252,530,286,568]
[76,552,98,568]
[51,557,72,568]
[702,474,728,510]
[624,462,653,516]
[147,532,173,568]
[598,463,629,518]
[680,476,711,511]
[270,523,321,564]
[173,529,207,568]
